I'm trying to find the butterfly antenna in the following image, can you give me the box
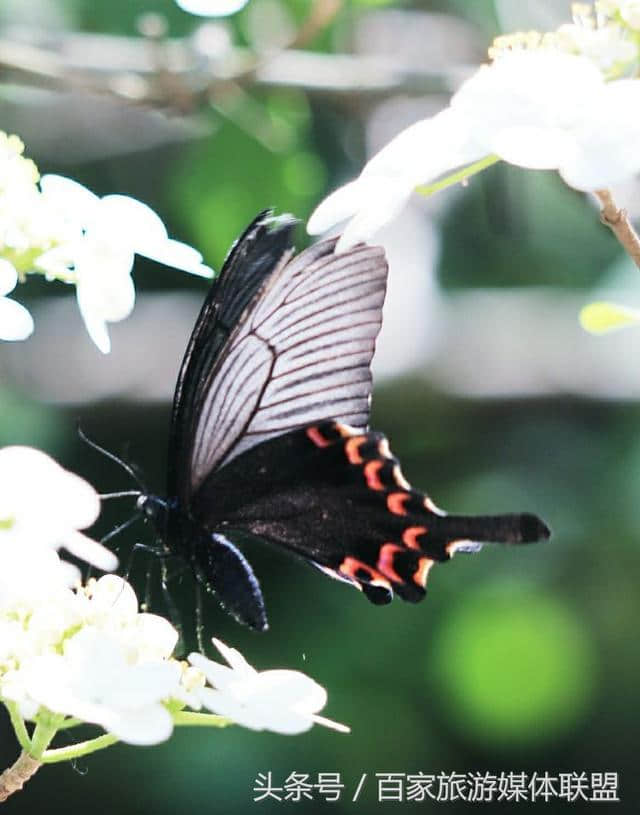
[77,423,147,494]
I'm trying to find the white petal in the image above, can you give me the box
[309,108,483,244]
[187,654,238,691]
[101,704,174,745]
[140,238,213,277]
[334,180,415,252]
[188,644,257,691]
[105,662,181,709]
[63,531,118,572]
[365,108,480,181]
[77,307,110,353]
[39,174,100,218]
[195,687,272,730]
[561,80,640,190]
[90,575,138,617]
[197,687,314,734]
[211,638,257,675]
[0,297,34,341]
[133,614,180,660]
[252,670,327,714]
[76,273,135,353]
[95,196,168,253]
[176,0,250,17]
[491,126,576,170]
[50,466,101,530]
[307,179,375,235]
[0,259,18,296]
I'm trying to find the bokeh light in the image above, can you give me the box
[428,582,598,746]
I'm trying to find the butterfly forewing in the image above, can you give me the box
[169,211,388,501]
[168,212,298,505]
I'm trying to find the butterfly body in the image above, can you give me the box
[144,211,549,631]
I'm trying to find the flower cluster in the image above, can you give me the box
[0,132,213,352]
[308,2,640,251]
[0,446,347,762]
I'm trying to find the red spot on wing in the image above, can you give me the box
[345,436,367,465]
[387,492,410,516]
[402,526,428,550]
[364,460,385,491]
[339,557,392,591]
[306,426,332,448]
[378,543,405,583]
[414,557,434,588]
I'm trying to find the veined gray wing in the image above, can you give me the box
[188,236,388,495]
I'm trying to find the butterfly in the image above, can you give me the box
[134,210,550,632]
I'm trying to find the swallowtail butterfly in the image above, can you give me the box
[136,211,550,631]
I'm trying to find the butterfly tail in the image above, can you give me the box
[429,511,551,546]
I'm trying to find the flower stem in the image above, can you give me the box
[0,752,42,802]
[5,702,32,753]
[173,711,231,728]
[29,721,57,759]
[595,189,640,271]
[55,717,83,731]
[415,154,500,198]
[41,733,119,764]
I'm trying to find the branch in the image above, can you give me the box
[595,189,640,271]
[0,25,469,113]
[0,752,41,802]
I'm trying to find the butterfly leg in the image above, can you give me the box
[85,511,142,581]
[160,557,185,655]
[195,582,205,654]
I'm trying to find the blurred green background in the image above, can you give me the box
[0,0,638,812]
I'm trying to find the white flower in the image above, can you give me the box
[4,627,180,745]
[0,259,33,340]
[188,639,349,735]
[308,50,640,250]
[0,446,117,573]
[36,176,214,353]
[0,133,72,275]
[554,21,636,71]
[0,130,214,352]
[0,575,183,744]
[176,0,250,16]
[80,575,179,662]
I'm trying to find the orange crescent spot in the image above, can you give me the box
[414,557,434,588]
[345,436,367,465]
[364,460,385,491]
[392,464,411,490]
[339,557,391,590]
[402,526,428,550]
[306,427,332,448]
[387,492,410,516]
[378,543,405,583]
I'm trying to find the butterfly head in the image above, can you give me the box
[136,494,168,527]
